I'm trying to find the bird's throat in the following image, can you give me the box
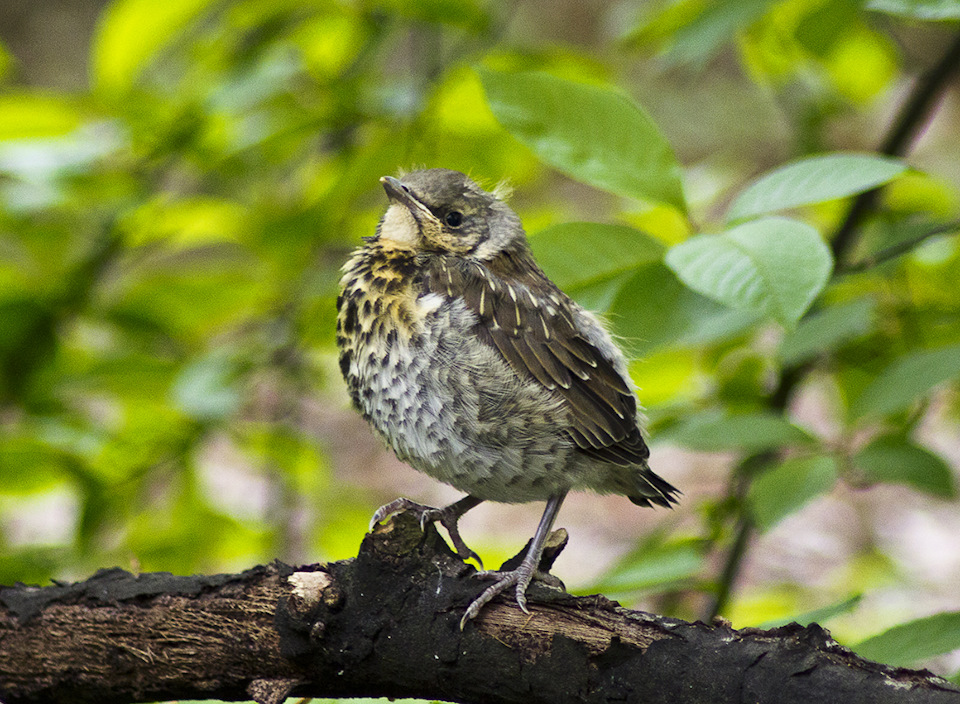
[378,203,420,248]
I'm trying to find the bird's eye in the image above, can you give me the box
[444,211,464,228]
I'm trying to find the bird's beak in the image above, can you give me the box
[380,176,408,202]
[380,176,436,222]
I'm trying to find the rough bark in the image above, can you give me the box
[1,511,958,704]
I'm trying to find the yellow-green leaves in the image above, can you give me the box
[665,217,833,328]
[92,0,215,95]
[759,594,864,630]
[478,67,686,211]
[371,0,490,31]
[0,94,82,140]
[606,262,758,356]
[121,196,249,247]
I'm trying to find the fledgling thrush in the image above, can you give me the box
[336,168,679,627]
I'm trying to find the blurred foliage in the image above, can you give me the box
[1,0,960,686]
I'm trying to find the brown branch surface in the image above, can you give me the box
[1,512,958,704]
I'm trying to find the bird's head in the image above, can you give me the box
[374,168,525,260]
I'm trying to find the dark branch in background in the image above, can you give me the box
[705,450,780,621]
[704,31,960,622]
[841,219,960,274]
[2,512,958,704]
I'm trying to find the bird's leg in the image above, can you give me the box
[460,492,567,629]
[370,495,484,566]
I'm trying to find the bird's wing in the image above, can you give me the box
[423,256,650,467]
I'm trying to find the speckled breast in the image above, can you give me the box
[335,245,579,502]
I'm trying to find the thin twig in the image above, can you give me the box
[840,219,960,274]
[707,513,752,621]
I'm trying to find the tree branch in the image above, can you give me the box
[2,511,957,704]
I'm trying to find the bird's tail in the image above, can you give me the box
[628,467,680,508]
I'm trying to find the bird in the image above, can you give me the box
[336,168,679,627]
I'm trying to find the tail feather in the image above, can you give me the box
[628,468,680,508]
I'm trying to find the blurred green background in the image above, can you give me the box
[2,0,960,689]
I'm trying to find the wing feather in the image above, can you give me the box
[424,255,650,465]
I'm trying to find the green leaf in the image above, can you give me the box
[779,298,876,365]
[564,270,635,312]
[853,436,957,498]
[0,435,70,494]
[665,217,833,328]
[868,0,960,20]
[240,425,329,496]
[759,594,863,629]
[728,153,908,222]
[855,611,960,667]
[749,456,838,531]
[110,251,266,337]
[121,196,249,247]
[854,343,960,417]
[477,67,686,210]
[665,411,814,452]
[0,546,70,586]
[0,94,82,140]
[665,0,775,65]
[92,0,215,95]
[608,262,758,357]
[590,538,705,594]
[528,223,664,290]
[81,352,176,399]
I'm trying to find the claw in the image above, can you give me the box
[369,497,421,531]
[515,588,528,614]
[460,493,567,629]
[441,517,484,569]
[369,508,385,531]
[459,563,556,629]
[369,495,484,566]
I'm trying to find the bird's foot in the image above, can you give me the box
[459,565,563,629]
[370,497,482,567]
